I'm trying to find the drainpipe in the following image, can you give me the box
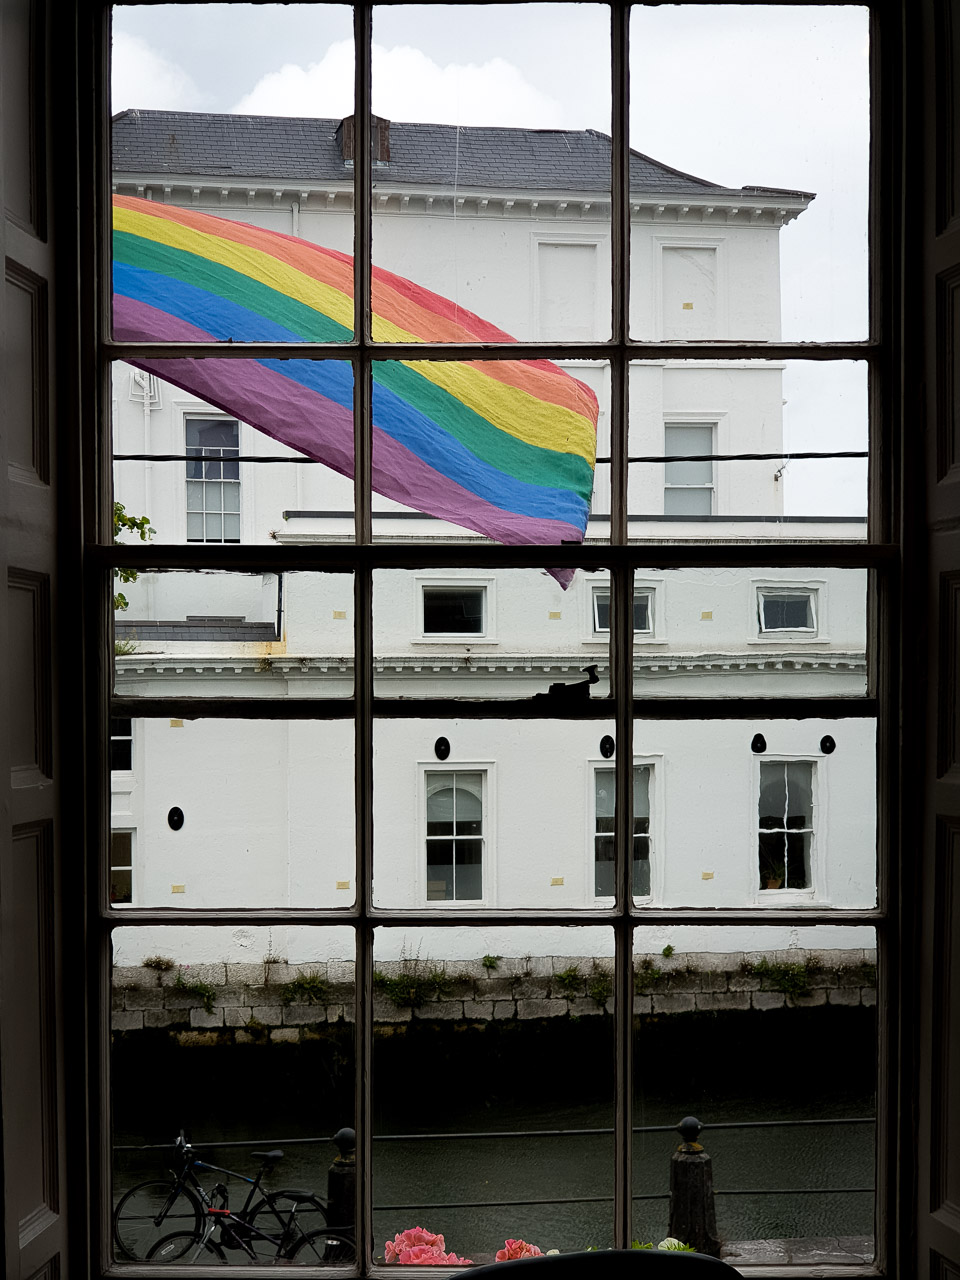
[275,571,284,641]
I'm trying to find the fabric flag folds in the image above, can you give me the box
[112,196,599,559]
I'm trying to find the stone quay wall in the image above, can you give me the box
[111,949,877,1045]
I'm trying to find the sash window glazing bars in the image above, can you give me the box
[97,2,894,1272]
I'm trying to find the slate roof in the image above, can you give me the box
[112,110,813,202]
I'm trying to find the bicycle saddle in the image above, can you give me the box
[252,1149,284,1162]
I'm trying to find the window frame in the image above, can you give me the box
[109,829,135,907]
[662,419,716,516]
[590,583,655,638]
[757,586,820,638]
[416,577,494,642]
[184,412,242,545]
[590,759,658,904]
[755,756,819,902]
[419,763,493,907]
[89,2,899,1272]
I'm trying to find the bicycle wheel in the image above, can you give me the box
[244,1190,329,1260]
[290,1229,356,1264]
[113,1180,203,1260]
[147,1233,227,1264]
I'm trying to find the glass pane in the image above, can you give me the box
[640,719,875,908]
[630,6,868,342]
[108,718,355,908]
[113,570,354,699]
[111,925,356,1264]
[371,4,611,343]
[112,4,354,344]
[374,925,615,1259]
[633,925,876,1264]
[628,360,868,528]
[110,868,133,905]
[761,593,814,630]
[374,719,617,909]
[374,568,611,700]
[627,567,867,700]
[111,359,356,545]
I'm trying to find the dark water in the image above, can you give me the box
[113,1010,876,1263]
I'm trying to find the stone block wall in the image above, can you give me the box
[110,950,877,1044]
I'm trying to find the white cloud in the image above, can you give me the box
[112,31,211,114]
[232,40,564,129]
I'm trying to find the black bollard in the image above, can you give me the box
[667,1116,721,1258]
[327,1127,356,1233]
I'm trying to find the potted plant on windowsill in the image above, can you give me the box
[759,852,786,890]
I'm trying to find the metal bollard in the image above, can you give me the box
[667,1116,721,1258]
[327,1126,356,1233]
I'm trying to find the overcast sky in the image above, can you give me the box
[112,3,870,516]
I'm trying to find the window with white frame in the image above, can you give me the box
[758,761,814,891]
[110,831,134,905]
[592,586,653,635]
[185,417,240,543]
[422,585,486,636]
[758,589,817,634]
[594,766,652,898]
[663,422,714,515]
[109,716,132,772]
[425,771,485,901]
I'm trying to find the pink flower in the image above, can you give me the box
[495,1240,543,1262]
[397,1246,473,1265]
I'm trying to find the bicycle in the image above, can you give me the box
[113,1132,329,1262]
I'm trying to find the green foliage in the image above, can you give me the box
[553,966,582,997]
[747,957,812,999]
[481,954,500,971]
[373,964,449,1009]
[279,971,330,1007]
[634,956,663,992]
[113,502,155,611]
[174,968,217,1014]
[585,963,612,1007]
[661,944,675,958]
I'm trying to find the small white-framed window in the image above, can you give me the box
[185,417,240,543]
[663,422,714,515]
[757,589,817,635]
[110,831,134,906]
[422,584,486,637]
[425,771,485,902]
[758,760,815,892]
[110,716,133,772]
[592,586,654,636]
[594,765,652,899]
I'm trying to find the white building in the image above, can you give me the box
[109,111,874,965]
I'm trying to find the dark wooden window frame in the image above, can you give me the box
[83,3,905,1275]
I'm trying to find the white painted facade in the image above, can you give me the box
[110,114,874,966]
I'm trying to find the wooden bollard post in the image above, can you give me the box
[668,1116,721,1258]
[327,1126,356,1233]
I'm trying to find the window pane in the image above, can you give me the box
[641,720,874,908]
[374,925,615,1258]
[663,487,712,516]
[112,360,356,545]
[633,926,876,1262]
[375,719,617,910]
[371,3,611,343]
[629,361,868,527]
[374,568,611,701]
[761,593,814,630]
[109,718,355,908]
[113,570,354,700]
[111,924,356,1263]
[112,3,355,344]
[629,6,868,342]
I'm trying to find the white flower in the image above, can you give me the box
[657,1238,686,1251]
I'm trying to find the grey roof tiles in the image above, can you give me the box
[112,109,812,202]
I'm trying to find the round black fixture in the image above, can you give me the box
[434,736,451,761]
[168,806,184,831]
[600,735,616,759]
[751,734,767,754]
[820,735,836,754]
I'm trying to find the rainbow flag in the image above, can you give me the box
[112,196,598,556]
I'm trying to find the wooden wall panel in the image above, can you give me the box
[3,260,48,484]
[932,817,960,1219]
[933,1252,960,1280]
[6,570,51,783]
[937,265,960,481]
[0,0,46,239]
[938,572,960,776]
[937,0,960,232]
[1,823,59,1246]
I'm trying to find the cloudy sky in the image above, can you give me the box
[112,3,870,516]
